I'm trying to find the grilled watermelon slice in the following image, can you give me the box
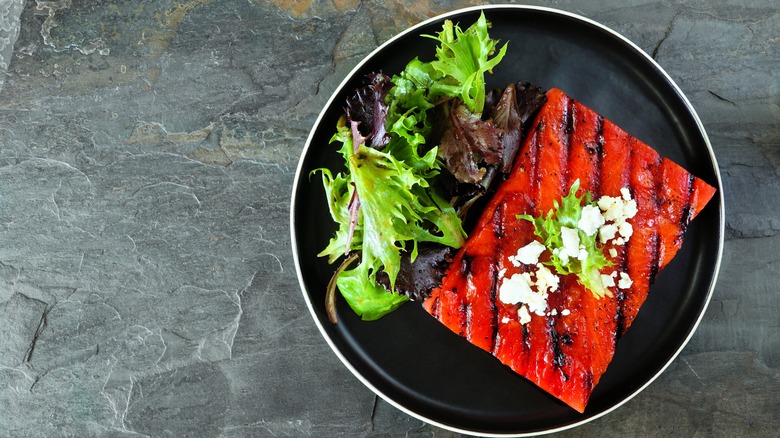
[422,88,716,413]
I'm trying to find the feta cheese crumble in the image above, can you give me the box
[498,272,535,306]
[534,263,560,296]
[560,226,581,260]
[618,272,633,289]
[618,221,633,239]
[601,273,616,288]
[518,305,532,325]
[578,204,605,236]
[509,240,546,266]
[599,223,618,244]
[596,188,638,248]
[497,262,561,324]
[601,270,634,290]
[598,192,638,225]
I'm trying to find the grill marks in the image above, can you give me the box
[534,90,570,216]
[680,173,695,228]
[583,117,631,382]
[556,98,604,400]
[545,94,597,404]
[568,101,604,199]
[525,90,572,398]
[657,160,695,271]
[621,139,662,333]
[464,255,498,351]
[423,88,716,414]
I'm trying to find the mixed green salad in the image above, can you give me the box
[315,13,549,322]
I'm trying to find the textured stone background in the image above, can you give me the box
[0,0,777,436]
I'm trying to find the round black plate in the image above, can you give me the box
[291,5,724,436]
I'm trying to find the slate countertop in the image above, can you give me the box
[0,1,777,436]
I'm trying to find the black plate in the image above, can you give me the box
[291,5,724,436]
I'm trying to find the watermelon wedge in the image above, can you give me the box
[422,88,716,413]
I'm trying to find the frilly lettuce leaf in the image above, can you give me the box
[425,12,507,114]
[317,117,465,319]
[388,12,507,115]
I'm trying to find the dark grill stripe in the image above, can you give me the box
[458,256,472,337]
[593,115,605,198]
[651,156,664,282]
[522,324,530,353]
[458,300,468,337]
[488,260,499,353]
[492,201,505,239]
[431,296,441,319]
[529,127,541,213]
[550,326,570,381]
[680,173,695,227]
[563,96,574,167]
[614,289,626,341]
[565,100,578,187]
[649,232,661,284]
[547,95,574,382]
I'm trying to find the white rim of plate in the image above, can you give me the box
[290,4,725,437]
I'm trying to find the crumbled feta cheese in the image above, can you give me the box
[577,248,589,261]
[597,190,638,225]
[535,263,560,295]
[624,200,638,219]
[498,272,534,305]
[597,195,617,213]
[618,272,633,289]
[601,273,616,288]
[510,240,546,266]
[518,305,532,325]
[609,248,618,258]
[618,221,633,239]
[561,309,571,316]
[602,200,625,222]
[578,205,605,236]
[599,223,618,244]
[560,226,581,259]
[550,308,558,316]
[501,316,511,324]
[615,237,625,245]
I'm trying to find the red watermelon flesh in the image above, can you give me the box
[423,88,716,413]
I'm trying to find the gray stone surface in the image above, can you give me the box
[0,0,24,91]
[0,0,777,437]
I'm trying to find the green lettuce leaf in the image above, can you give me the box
[317,118,465,319]
[336,261,409,321]
[425,12,507,114]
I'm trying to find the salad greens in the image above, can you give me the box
[518,180,614,299]
[317,12,507,321]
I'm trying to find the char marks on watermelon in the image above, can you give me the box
[422,88,716,413]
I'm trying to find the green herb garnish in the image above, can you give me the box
[518,180,614,298]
